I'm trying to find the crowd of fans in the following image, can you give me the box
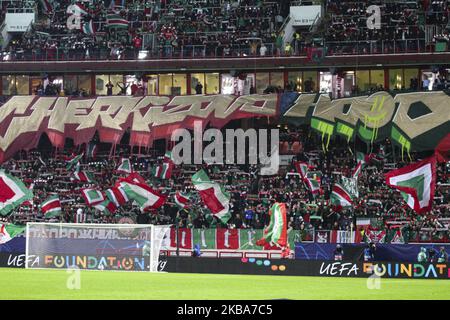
[0,125,448,244]
[1,0,449,61]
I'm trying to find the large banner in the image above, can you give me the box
[290,6,322,26]
[4,12,35,32]
[0,92,449,162]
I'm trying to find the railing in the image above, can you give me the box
[0,39,448,62]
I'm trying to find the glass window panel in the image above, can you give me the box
[159,74,173,95]
[288,71,303,92]
[15,75,29,95]
[404,68,419,90]
[356,70,370,92]
[78,75,91,96]
[221,74,234,95]
[370,70,385,89]
[2,76,13,95]
[125,75,138,96]
[146,74,158,95]
[191,73,205,94]
[270,72,284,89]
[95,75,110,95]
[255,73,269,94]
[303,71,317,92]
[389,69,403,90]
[64,75,77,96]
[31,77,44,95]
[173,74,187,95]
[205,73,219,94]
[109,75,124,95]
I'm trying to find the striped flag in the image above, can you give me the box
[81,188,105,206]
[39,0,53,14]
[73,165,96,183]
[294,161,321,194]
[85,142,97,159]
[256,203,287,248]
[153,162,173,179]
[191,169,231,224]
[0,224,26,244]
[106,14,129,29]
[0,171,33,216]
[94,200,117,215]
[40,195,62,218]
[105,187,129,207]
[174,192,190,209]
[22,183,34,207]
[82,20,96,35]
[330,183,353,209]
[116,158,132,174]
[385,155,436,214]
[117,181,166,210]
[126,172,147,184]
[66,153,83,170]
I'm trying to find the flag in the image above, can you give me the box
[0,224,26,244]
[330,183,353,208]
[294,161,321,194]
[66,153,83,170]
[0,171,33,216]
[73,166,96,183]
[191,169,231,224]
[106,14,129,29]
[116,158,132,174]
[341,176,359,198]
[153,162,173,179]
[365,229,386,243]
[256,202,288,248]
[385,155,436,214]
[353,152,375,178]
[39,195,62,218]
[174,192,190,209]
[170,228,192,249]
[126,172,147,184]
[80,188,105,206]
[105,187,129,207]
[82,20,96,35]
[22,183,34,207]
[94,200,117,215]
[85,142,97,159]
[164,151,173,162]
[39,0,53,14]
[118,181,166,210]
[72,3,88,16]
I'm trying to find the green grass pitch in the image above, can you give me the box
[0,268,449,300]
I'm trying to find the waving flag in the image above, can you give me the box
[353,152,376,178]
[94,200,117,215]
[40,195,62,218]
[330,183,353,209]
[385,155,436,214]
[82,20,96,35]
[85,142,97,159]
[105,187,129,207]
[73,164,96,183]
[0,171,33,216]
[116,158,132,174]
[174,192,190,209]
[153,162,173,179]
[81,188,105,206]
[256,202,287,248]
[66,153,83,170]
[0,224,26,244]
[39,0,53,14]
[126,172,147,184]
[192,169,231,224]
[118,181,166,210]
[294,161,321,194]
[106,14,129,29]
[22,183,35,207]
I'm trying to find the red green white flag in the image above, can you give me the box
[330,183,353,208]
[0,171,33,216]
[66,153,83,170]
[153,162,173,179]
[73,167,96,183]
[116,158,132,174]
[117,181,166,210]
[256,202,288,248]
[385,155,436,214]
[191,169,231,224]
[0,224,26,244]
[174,191,190,209]
[94,200,117,215]
[105,187,129,207]
[81,188,105,206]
[40,195,62,218]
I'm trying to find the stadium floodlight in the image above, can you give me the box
[25,222,171,272]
